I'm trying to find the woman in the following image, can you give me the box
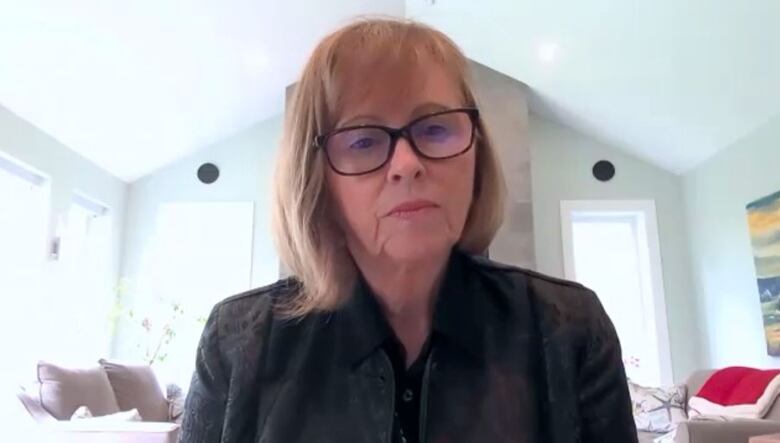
[182,18,637,443]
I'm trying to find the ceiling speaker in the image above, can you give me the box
[197,163,219,184]
[592,160,615,182]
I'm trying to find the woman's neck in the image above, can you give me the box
[353,248,451,367]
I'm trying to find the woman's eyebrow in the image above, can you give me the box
[337,114,382,127]
[411,102,450,116]
[336,103,452,128]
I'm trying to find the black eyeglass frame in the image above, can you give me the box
[313,107,480,176]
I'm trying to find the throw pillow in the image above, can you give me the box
[71,405,93,420]
[37,361,120,420]
[71,406,142,422]
[98,359,169,422]
[653,429,677,443]
[628,380,687,433]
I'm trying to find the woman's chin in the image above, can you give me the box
[382,236,454,263]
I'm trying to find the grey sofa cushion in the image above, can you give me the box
[37,361,120,420]
[99,359,169,422]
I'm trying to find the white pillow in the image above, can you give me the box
[71,406,142,422]
[653,429,677,443]
[628,380,687,433]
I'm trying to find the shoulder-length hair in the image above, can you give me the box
[272,17,506,317]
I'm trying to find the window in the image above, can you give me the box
[561,200,673,386]
[128,202,254,387]
[61,193,109,261]
[0,153,49,418]
[54,193,112,362]
[0,153,48,268]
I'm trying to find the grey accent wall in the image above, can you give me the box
[470,62,535,268]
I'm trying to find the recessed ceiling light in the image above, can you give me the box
[537,42,559,64]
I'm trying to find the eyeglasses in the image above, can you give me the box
[314,108,479,176]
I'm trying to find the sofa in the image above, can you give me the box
[638,369,780,443]
[16,360,181,443]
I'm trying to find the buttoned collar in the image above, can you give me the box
[335,247,486,367]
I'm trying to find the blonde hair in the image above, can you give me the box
[272,17,506,317]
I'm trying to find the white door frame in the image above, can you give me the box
[560,199,674,385]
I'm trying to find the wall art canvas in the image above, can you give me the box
[746,189,780,356]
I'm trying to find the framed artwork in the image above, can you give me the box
[746,189,780,356]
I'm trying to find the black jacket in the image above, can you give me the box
[181,248,638,443]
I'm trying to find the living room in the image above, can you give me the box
[1,1,780,442]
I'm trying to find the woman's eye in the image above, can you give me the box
[349,138,376,150]
[417,124,451,140]
[424,125,448,135]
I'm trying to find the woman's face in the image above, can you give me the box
[324,60,476,264]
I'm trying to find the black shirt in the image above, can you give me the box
[382,334,434,443]
[181,247,639,443]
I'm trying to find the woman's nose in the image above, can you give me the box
[387,137,425,182]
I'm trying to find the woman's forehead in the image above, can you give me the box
[332,57,464,125]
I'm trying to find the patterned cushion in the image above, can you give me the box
[628,380,687,433]
[166,383,185,424]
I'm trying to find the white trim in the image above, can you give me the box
[72,192,109,217]
[0,151,48,187]
[560,199,674,386]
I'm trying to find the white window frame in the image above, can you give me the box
[60,191,110,263]
[0,152,47,188]
[0,150,50,262]
[72,192,109,217]
[560,199,673,385]
[0,150,51,386]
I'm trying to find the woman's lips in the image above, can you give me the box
[387,200,438,218]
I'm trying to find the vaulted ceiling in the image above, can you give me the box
[408,0,780,174]
[1,0,778,181]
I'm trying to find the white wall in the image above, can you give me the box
[529,113,700,382]
[0,104,127,360]
[684,113,780,369]
[114,114,282,357]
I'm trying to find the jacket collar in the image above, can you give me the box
[335,247,486,367]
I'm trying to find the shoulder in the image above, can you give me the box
[212,277,300,319]
[206,278,304,349]
[465,253,594,300]
[463,253,603,329]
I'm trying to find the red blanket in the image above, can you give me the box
[689,367,780,419]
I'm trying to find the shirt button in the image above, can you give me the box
[402,388,414,402]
